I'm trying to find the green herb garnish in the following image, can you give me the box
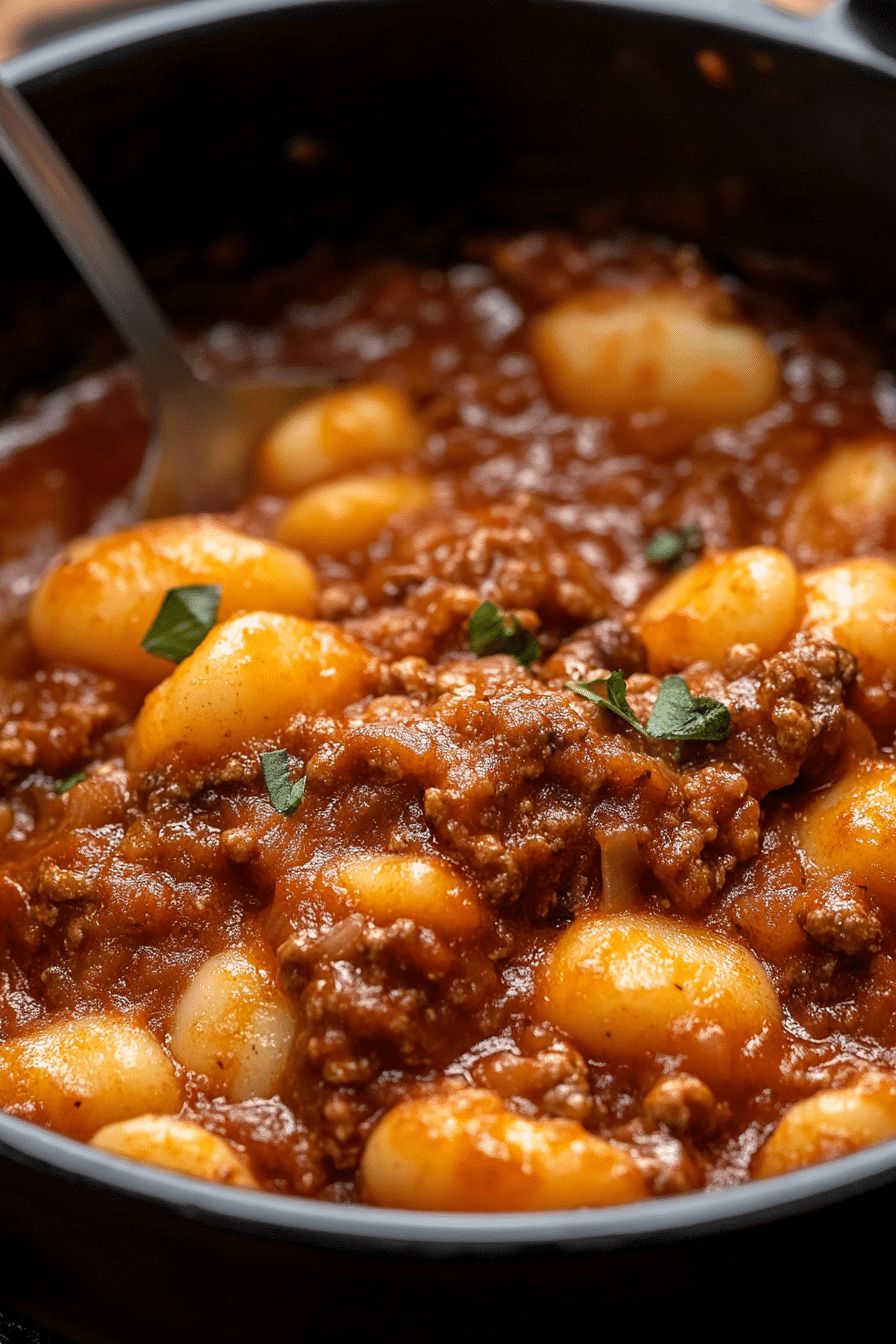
[645,523,703,571]
[567,670,731,745]
[468,600,539,667]
[141,584,222,663]
[54,771,85,795]
[260,749,307,815]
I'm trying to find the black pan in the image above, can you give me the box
[2,2,896,1339]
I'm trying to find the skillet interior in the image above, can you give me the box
[3,0,896,1337]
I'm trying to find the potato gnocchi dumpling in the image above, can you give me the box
[169,947,297,1102]
[798,760,896,904]
[28,516,317,687]
[781,436,896,564]
[802,558,896,678]
[127,611,380,770]
[531,291,780,421]
[257,384,424,493]
[317,853,484,938]
[277,471,433,556]
[90,1114,259,1188]
[539,914,780,1086]
[755,1074,896,1178]
[639,546,802,672]
[0,1015,181,1141]
[361,1089,649,1211]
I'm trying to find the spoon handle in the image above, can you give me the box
[0,77,195,398]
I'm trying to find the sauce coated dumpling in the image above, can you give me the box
[539,913,781,1087]
[361,1088,649,1212]
[532,291,780,421]
[798,760,896,908]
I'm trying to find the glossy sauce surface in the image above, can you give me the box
[2,232,896,1206]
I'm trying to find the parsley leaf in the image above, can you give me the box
[646,675,732,742]
[260,749,307,815]
[468,600,539,667]
[141,584,222,663]
[54,771,85,795]
[567,671,731,745]
[566,670,652,738]
[645,523,703,571]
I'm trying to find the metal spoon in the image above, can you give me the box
[0,76,325,520]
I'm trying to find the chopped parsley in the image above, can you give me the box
[567,670,731,744]
[260,749,307,815]
[141,584,222,663]
[645,523,703,571]
[468,600,539,667]
[54,771,85,795]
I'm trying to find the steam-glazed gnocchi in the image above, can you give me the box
[0,1016,181,1141]
[754,1074,896,1178]
[531,291,780,420]
[539,914,780,1087]
[639,546,802,672]
[169,947,297,1102]
[90,1115,259,1188]
[127,611,380,770]
[28,516,317,687]
[5,229,896,1213]
[361,1089,649,1211]
[256,384,423,493]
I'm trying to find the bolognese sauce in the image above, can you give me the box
[2,231,896,1208]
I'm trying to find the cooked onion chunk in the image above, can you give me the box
[361,1088,648,1211]
[28,516,317,688]
[127,611,379,770]
[90,1114,259,1188]
[0,1015,181,1140]
[539,913,780,1086]
[531,292,780,420]
[257,384,424,492]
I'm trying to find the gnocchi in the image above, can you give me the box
[361,1088,649,1211]
[256,384,424,493]
[169,947,297,1102]
[0,1015,181,1141]
[127,611,380,770]
[539,913,780,1086]
[28,516,317,687]
[798,759,896,904]
[802,558,896,678]
[317,853,484,938]
[639,546,802,673]
[754,1074,896,1178]
[277,472,433,556]
[531,291,780,421]
[90,1114,259,1188]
